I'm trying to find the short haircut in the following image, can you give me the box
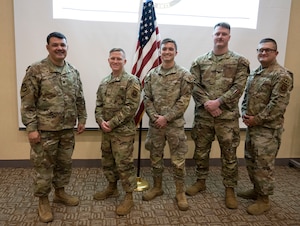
[109,48,126,58]
[161,38,177,51]
[47,32,67,44]
[214,22,231,31]
[259,38,277,50]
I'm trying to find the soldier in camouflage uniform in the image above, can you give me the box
[187,22,250,209]
[20,32,87,223]
[238,38,293,215]
[142,38,194,211]
[94,48,141,216]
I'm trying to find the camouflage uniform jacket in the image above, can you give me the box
[20,57,87,132]
[241,61,293,129]
[191,50,250,119]
[95,71,141,136]
[143,63,194,128]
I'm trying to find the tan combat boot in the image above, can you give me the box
[94,182,119,200]
[237,188,258,200]
[53,187,79,206]
[38,196,53,223]
[142,176,164,201]
[247,195,271,215]
[116,192,134,215]
[225,187,238,209]
[175,180,189,211]
[186,179,206,196]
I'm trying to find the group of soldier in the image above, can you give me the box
[20,22,293,223]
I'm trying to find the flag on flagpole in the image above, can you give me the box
[132,0,161,126]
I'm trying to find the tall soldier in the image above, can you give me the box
[238,38,293,215]
[187,22,250,209]
[20,32,87,223]
[142,38,194,211]
[94,48,141,216]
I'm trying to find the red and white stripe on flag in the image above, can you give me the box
[131,0,161,126]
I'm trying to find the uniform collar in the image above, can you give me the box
[109,70,126,82]
[46,56,66,73]
[208,50,232,60]
[157,63,177,76]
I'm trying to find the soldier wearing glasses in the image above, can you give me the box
[238,38,293,215]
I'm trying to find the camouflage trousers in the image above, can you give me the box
[30,129,75,197]
[145,125,188,180]
[101,132,136,192]
[245,126,282,195]
[191,117,240,187]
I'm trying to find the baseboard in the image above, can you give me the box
[0,158,293,168]
[288,158,300,168]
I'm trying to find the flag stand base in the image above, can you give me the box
[135,177,149,192]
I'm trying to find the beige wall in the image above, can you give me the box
[1,0,299,161]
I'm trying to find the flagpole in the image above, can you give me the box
[137,119,142,177]
[135,118,149,191]
[133,0,161,191]
[134,0,149,192]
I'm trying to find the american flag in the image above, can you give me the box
[132,0,161,126]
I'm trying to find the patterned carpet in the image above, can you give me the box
[0,165,299,226]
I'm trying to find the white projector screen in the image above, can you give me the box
[14,0,291,129]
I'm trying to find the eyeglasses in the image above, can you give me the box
[257,48,277,54]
